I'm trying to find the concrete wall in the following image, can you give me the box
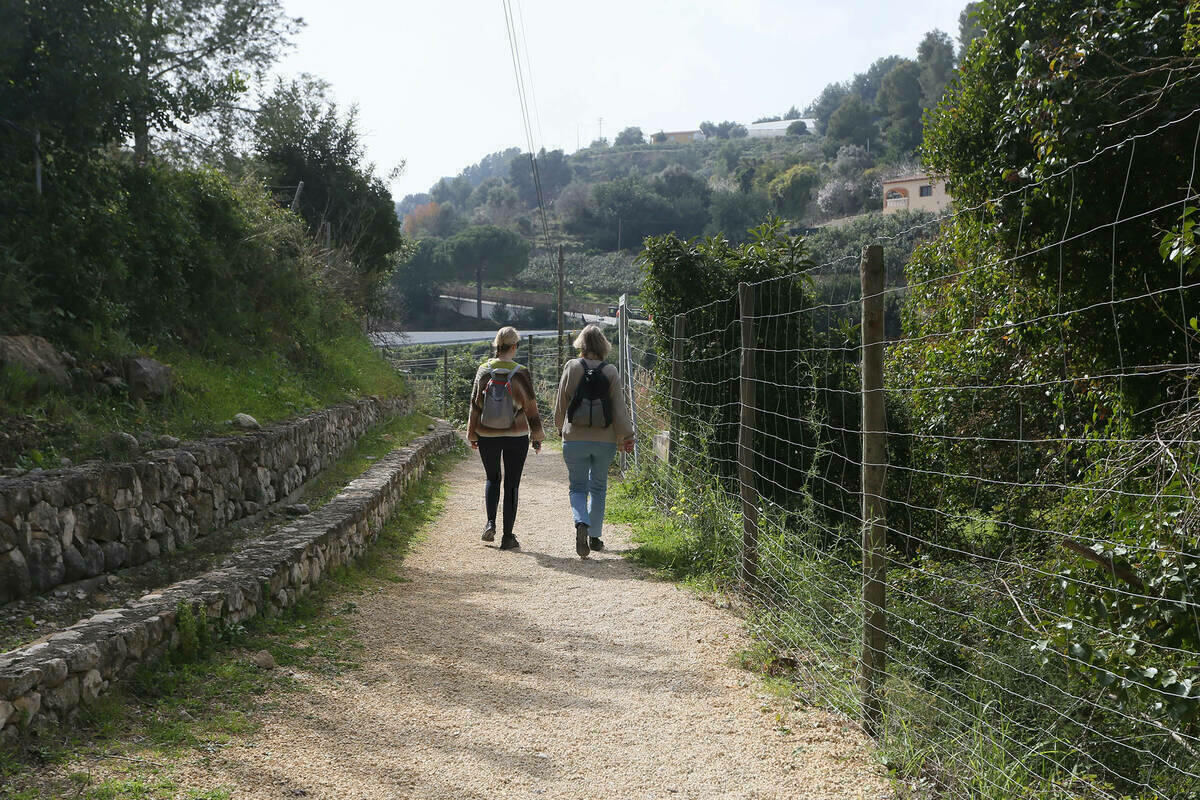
[0,424,458,742]
[0,396,411,603]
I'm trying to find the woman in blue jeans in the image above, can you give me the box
[553,325,635,559]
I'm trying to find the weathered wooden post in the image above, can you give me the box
[442,349,449,420]
[668,315,686,470]
[859,244,888,737]
[738,283,759,591]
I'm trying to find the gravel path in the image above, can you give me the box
[183,448,888,799]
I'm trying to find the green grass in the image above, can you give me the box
[303,411,437,509]
[0,330,407,468]
[0,444,466,799]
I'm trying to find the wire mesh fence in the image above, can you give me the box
[620,114,1200,799]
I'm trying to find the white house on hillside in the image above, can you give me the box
[746,119,819,138]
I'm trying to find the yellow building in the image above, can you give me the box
[882,174,951,214]
[655,130,706,144]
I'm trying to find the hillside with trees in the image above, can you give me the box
[389,3,983,323]
[0,0,410,467]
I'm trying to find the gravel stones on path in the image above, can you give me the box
[180,449,889,799]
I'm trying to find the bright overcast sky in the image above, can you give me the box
[275,0,968,200]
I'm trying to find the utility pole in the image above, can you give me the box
[598,117,603,141]
[33,129,42,197]
[557,244,565,378]
[290,180,305,211]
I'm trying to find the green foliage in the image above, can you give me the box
[508,147,573,207]
[614,126,645,146]
[253,75,406,308]
[785,120,809,137]
[172,601,211,665]
[766,163,819,218]
[441,226,530,311]
[825,95,876,150]
[698,120,747,140]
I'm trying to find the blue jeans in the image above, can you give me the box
[562,441,618,539]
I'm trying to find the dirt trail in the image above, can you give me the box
[183,447,888,799]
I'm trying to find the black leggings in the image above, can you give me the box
[477,436,529,535]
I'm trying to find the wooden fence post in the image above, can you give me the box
[738,283,759,591]
[860,244,888,738]
[557,245,565,378]
[668,315,686,470]
[442,349,449,420]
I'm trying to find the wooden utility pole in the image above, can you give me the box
[442,349,449,420]
[738,283,758,591]
[668,316,686,470]
[33,129,42,197]
[290,180,305,211]
[859,244,888,738]
[556,245,565,378]
[527,334,535,384]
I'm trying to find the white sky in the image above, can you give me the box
[275,0,968,200]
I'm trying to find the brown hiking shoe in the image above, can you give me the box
[576,522,590,559]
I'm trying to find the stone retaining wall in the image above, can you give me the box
[0,424,458,741]
[0,396,411,603]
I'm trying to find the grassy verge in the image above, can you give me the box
[1,331,406,469]
[0,444,466,800]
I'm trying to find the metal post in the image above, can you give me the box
[557,245,565,378]
[859,244,888,738]
[619,294,637,468]
[668,316,686,470]
[738,283,759,591]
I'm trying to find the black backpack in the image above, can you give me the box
[567,359,612,428]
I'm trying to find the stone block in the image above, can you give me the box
[42,676,79,712]
[0,699,14,728]
[0,666,42,699]
[80,670,103,704]
[13,692,40,726]
[40,658,68,688]
[26,531,64,592]
[66,643,101,674]
[101,541,127,571]
[0,548,31,603]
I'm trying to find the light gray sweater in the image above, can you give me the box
[553,358,635,443]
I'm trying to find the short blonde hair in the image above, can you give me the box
[493,326,521,355]
[573,324,611,360]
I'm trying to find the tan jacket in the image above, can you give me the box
[467,360,545,442]
[553,358,635,443]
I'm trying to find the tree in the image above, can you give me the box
[806,82,850,133]
[651,130,667,144]
[958,2,985,60]
[783,106,803,121]
[614,126,645,146]
[876,59,923,157]
[825,94,877,149]
[0,1,140,153]
[430,175,472,208]
[706,190,770,244]
[389,237,447,321]
[916,29,957,109]
[698,120,748,140]
[509,147,573,207]
[253,76,403,293]
[441,226,529,319]
[786,120,809,136]
[127,0,301,159]
[850,55,906,106]
[753,115,782,123]
[767,163,819,218]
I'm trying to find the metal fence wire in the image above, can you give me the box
[620,114,1200,799]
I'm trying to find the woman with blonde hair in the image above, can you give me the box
[467,326,544,550]
[553,324,635,559]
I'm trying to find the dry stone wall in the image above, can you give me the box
[0,424,458,741]
[0,396,411,603]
